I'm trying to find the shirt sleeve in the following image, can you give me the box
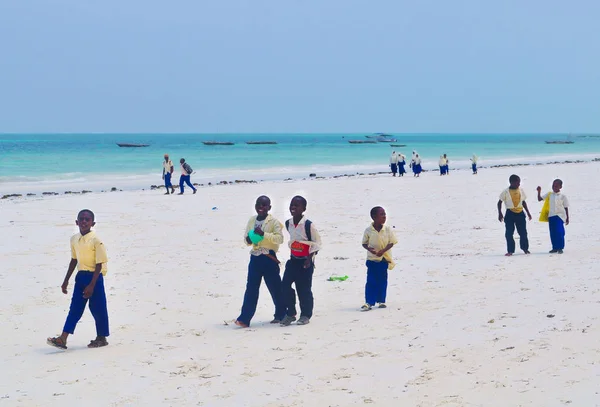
[362,229,370,245]
[264,220,284,245]
[70,239,77,260]
[388,227,399,245]
[94,238,108,264]
[243,218,253,245]
[542,192,550,200]
[520,188,527,201]
[498,190,506,202]
[308,223,322,254]
[562,195,569,208]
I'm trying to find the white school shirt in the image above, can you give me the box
[390,154,398,164]
[499,187,527,210]
[285,216,322,255]
[542,192,569,221]
[163,160,173,173]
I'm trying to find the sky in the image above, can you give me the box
[1,0,599,133]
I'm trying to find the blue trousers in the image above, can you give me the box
[282,258,314,318]
[398,162,406,175]
[390,163,398,174]
[472,163,477,173]
[365,260,388,306]
[237,253,286,326]
[549,216,565,250]
[164,172,173,190]
[63,271,109,337]
[179,174,196,193]
[504,210,529,253]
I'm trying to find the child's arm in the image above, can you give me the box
[376,243,394,257]
[536,186,543,201]
[243,219,253,245]
[362,243,377,255]
[497,200,504,222]
[259,220,284,245]
[61,258,78,294]
[565,207,570,225]
[522,200,533,220]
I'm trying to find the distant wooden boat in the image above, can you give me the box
[349,140,377,144]
[545,141,574,144]
[116,143,149,147]
[202,141,235,146]
[365,133,397,142]
[390,144,407,147]
[246,141,277,145]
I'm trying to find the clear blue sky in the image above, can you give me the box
[1,0,599,133]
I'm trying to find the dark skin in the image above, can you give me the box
[537,180,569,225]
[497,178,532,222]
[245,196,271,244]
[55,213,105,346]
[289,197,314,269]
[362,208,394,257]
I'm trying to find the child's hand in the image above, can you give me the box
[83,283,95,299]
[375,250,385,257]
[61,281,68,294]
[536,186,541,192]
[498,213,504,222]
[527,213,532,221]
[566,218,570,226]
[254,226,264,236]
[367,247,377,255]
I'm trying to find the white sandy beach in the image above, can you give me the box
[1,162,599,407]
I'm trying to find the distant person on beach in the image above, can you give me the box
[280,196,322,326]
[398,153,406,176]
[410,154,422,177]
[470,154,478,174]
[390,151,398,177]
[162,154,175,194]
[497,175,533,256]
[443,154,450,175]
[47,209,109,350]
[537,180,570,254]
[235,196,286,327]
[178,158,197,195]
[361,206,397,311]
[438,155,446,176]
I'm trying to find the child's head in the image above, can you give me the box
[180,158,185,164]
[164,154,169,161]
[76,209,95,234]
[509,174,520,188]
[552,179,563,193]
[289,195,307,218]
[255,195,271,218]
[370,206,386,225]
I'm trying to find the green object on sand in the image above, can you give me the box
[327,275,349,281]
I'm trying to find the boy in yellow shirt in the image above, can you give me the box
[361,206,398,311]
[497,174,533,256]
[235,196,286,327]
[47,209,109,349]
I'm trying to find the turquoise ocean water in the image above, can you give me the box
[1,133,600,194]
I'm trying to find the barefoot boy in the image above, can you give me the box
[47,209,109,349]
[235,196,286,327]
[280,196,322,326]
[497,174,533,256]
[361,206,398,311]
[537,179,570,254]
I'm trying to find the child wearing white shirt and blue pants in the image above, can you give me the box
[537,179,570,254]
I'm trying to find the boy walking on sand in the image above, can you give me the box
[280,196,322,326]
[178,158,197,195]
[235,196,286,327]
[162,154,175,194]
[537,179,570,254]
[497,174,533,256]
[361,206,398,311]
[47,209,110,349]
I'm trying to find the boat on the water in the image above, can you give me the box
[365,133,398,142]
[390,144,407,147]
[202,141,235,146]
[349,140,377,144]
[545,141,574,144]
[246,141,277,145]
[116,143,149,147]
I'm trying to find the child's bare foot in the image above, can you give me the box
[234,320,249,328]
[505,253,513,257]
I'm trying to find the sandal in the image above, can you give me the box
[87,338,109,348]
[47,336,67,350]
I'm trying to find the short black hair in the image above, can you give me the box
[77,209,95,221]
[256,195,271,205]
[509,174,520,183]
[553,179,563,186]
[370,206,383,219]
[291,195,307,207]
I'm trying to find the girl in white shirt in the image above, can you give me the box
[537,179,570,254]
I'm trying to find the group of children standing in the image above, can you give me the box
[390,152,481,176]
[46,173,570,348]
[389,151,407,177]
